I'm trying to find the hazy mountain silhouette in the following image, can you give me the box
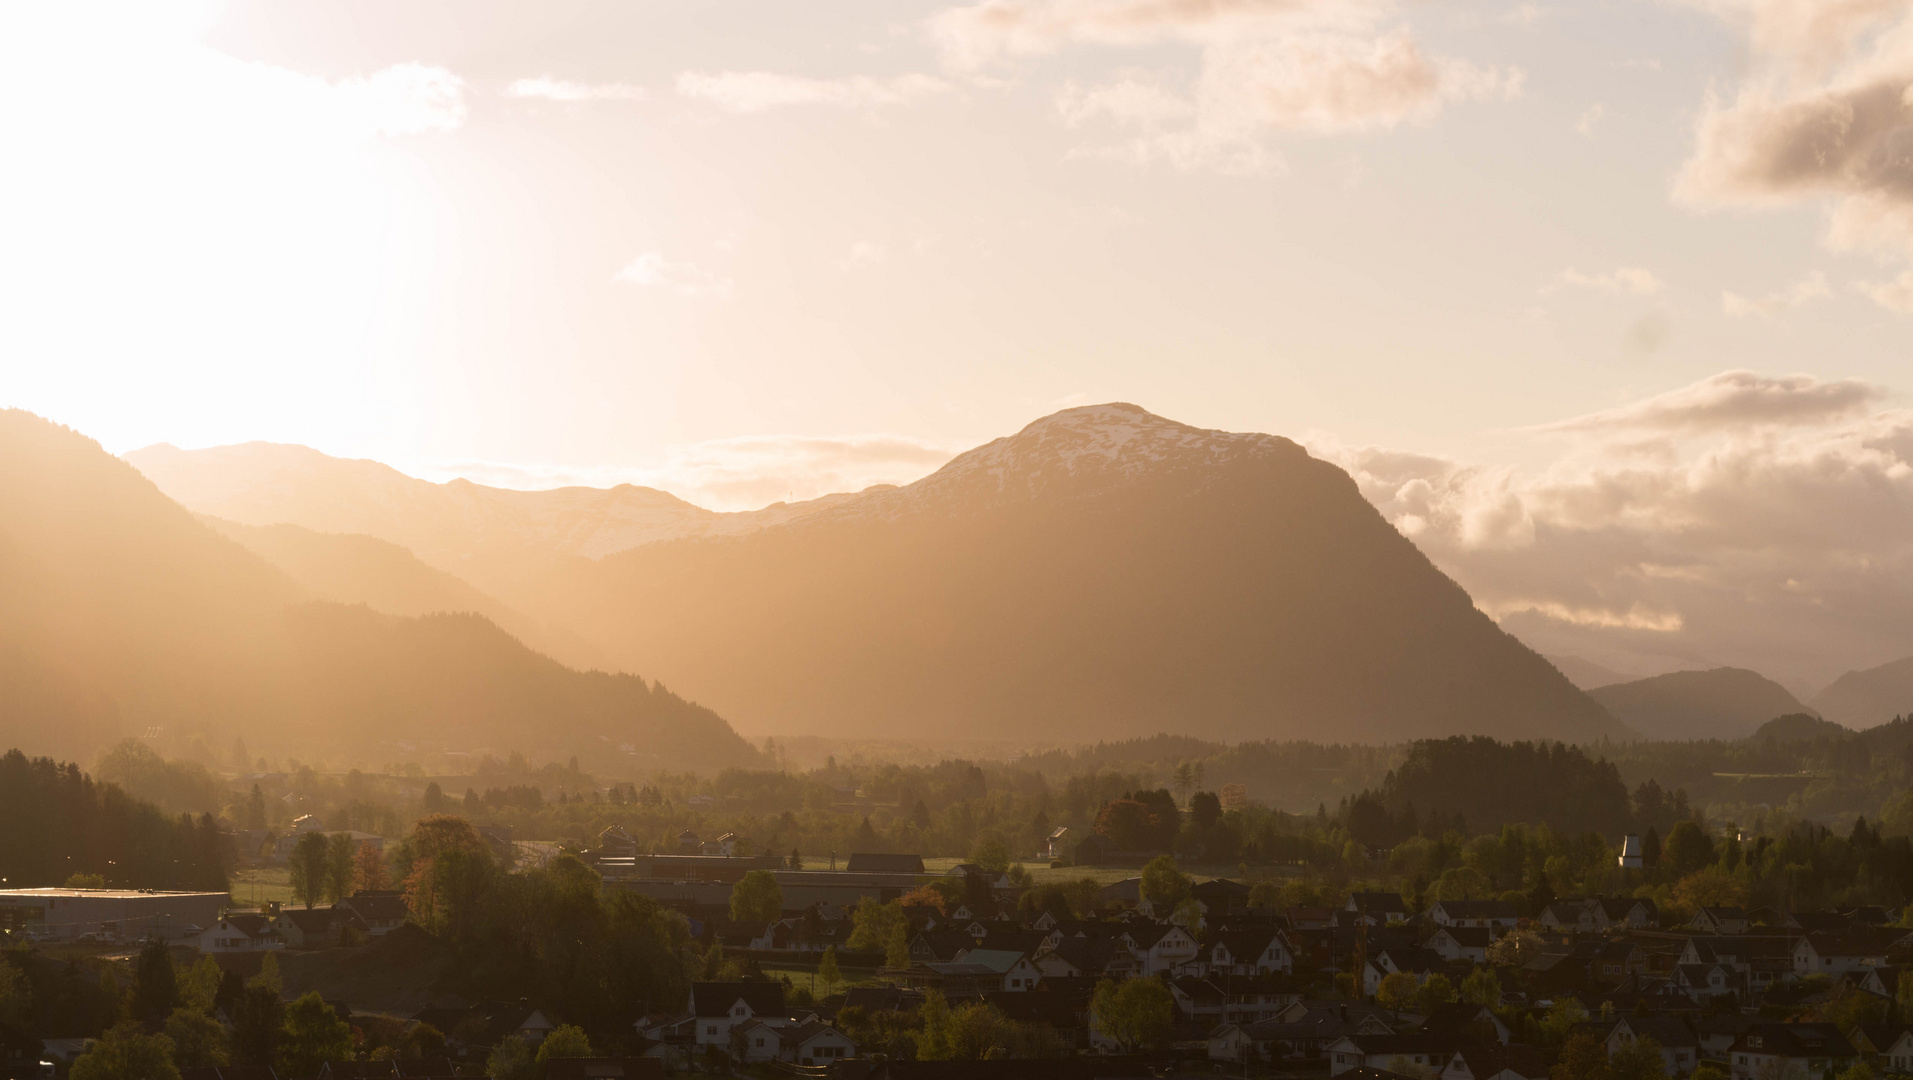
[523,404,1629,743]
[1544,653,1630,691]
[1588,667,1811,741]
[0,410,758,771]
[1814,655,1913,729]
[126,440,856,604]
[201,517,613,671]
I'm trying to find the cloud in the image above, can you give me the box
[1533,369,1884,433]
[1556,266,1663,293]
[332,64,467,135]
[1674,0,1913,308]
[1575,102,1605,136]
[404,434,960,512]
[676,71,949,112]
[612,252,733,298]
[506,76,646,102]
[1317,369,1913,690]
[1859,268,1913,310]
[1722,269,1833,315]
[933,0,1521,172]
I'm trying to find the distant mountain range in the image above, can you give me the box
[1588,668,1811,741]
[131,404,1630,745]
[1813,656,1913,729]
[0,410,760,772]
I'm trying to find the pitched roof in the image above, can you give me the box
[689,981,786,1018]
[1614,1017,1698,1047]
[1733,1024,1857,1058]
[339,890,410,922]
[1431,900,1519,919]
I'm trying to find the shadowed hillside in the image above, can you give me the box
[531,404,1629,744]
[1590,667,1811,741]
[0,410,759,772]
[1815,655,1913,729]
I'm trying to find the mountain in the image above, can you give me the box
[0,410,758,772]
[125,440,855,602]
[1813,655,1913,729]
[1544,653,1629,691]
[1588,667,1810,741]
[200,517,612,671]
[523,404,1629,743]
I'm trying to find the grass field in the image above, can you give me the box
[229,865,294,907]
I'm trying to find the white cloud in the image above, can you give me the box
[1575,102,1605,136]
[933,0,1520,172]
[1858,269,1913,311]
[676,71,949,112]
[1674,0,1913,308]
[613,252,733,298]
[1317,369,1913,689]
[1503,4,1548,27]
[1556,266,1663,294]
[1721,269,1833,315]
[506,76,646,102]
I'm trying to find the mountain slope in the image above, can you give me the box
[0,410,758,771]
[1814,655,1913,729]
[529,404,1629,743]
[201,518,613,671]
[1588,667,1810,741]
[125,440,853,600]
[1544,653,1630,691]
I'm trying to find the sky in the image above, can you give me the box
[3,0,1913,692]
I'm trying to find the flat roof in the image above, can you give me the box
[0,889,230,899]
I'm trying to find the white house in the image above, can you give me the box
[1121,923,1200,975]
[689,983,788,1048]
[197,914,283,954]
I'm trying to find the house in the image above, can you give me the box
[1592,899,1658,931]
[1286,907,1334,930]
[316,1060,459,1080]
[1728,1024,1857,1080]
[1363,948,1447,997]
[1672,963,1737,1002]
[1033,936,1135,980]
[954,949,1043,991]
[1605,1017,1699,1076]
[1339,893,1409,927]
[732,1019,855,1066]
[1592,941,1648,981]
[1866,1028,1913,1073]
[1539,902,1599,934]
[1427,926,1491,965]
[1794,929,1904,975]
[271,906,362,949]
[1120,923,1199,975]
[687,983,788,1048]
[1042,828,1072,861]
[1327,1034,1465,1076]
[1192,878,1252,918]
[1168,978,1226,1023]
[843,853,924,874]
[1442,1046,1551,1080]
[335,891,409,936]
[1426,900,1520,935]
[1693,907,1752,935]
[196,914,283,954]
[1419,1003,1512,1047]
[408,1003,554,1053]
[1197,929,1292,976]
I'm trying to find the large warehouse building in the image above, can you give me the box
[0,888,229,942]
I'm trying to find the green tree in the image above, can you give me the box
[1692,1067,1728,1080]
[1090,977,1175,1052]
[278,991,353,1078]
[131,938,178,1020]
[1552,1031,1610,1080]
[1663,821,1715,877]
[818,948,842,997]
[916,990,953,1060]
[1837,1064,1877,1080]
[730,869,783,922]
[230,986,285,1069]
[70,1023,179,1080]
[165,1007,231,1068]
[946,1002,1013,1060]
[325,832,356,902]
[1377,971,1420,1012]
[0,963,29,1030]
[488,1035,538,1080]
[886,921,912,969]
[1140,855,1190,913]
[1539,997,1590,1046]
[64,873,107,889]
[535,1025,593,1062]
[1415,972,1458,1012]
[1460,968,1503,1006]
[177,954,223,1014]
[289,831,330,908]
[846,898,904,953]
[969,837,1010,875]
[1608,1037,1665,1080]
[248,952,282,995]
